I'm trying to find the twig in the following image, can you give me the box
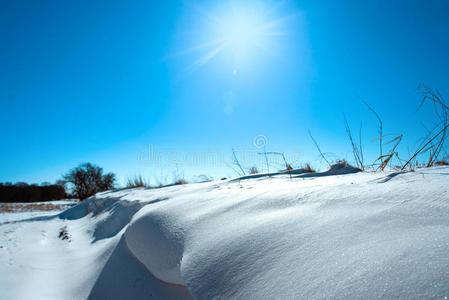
[308,130,331,167]
[402,124,449,170]
[265,151,292,179]
[232,149,245,175]
[225,162,242,176]
[359,121,364,168]
[359,97,383,163]
[376,134,402,171]
[263,146,270,176]
[414,84,449,167]
[344,116,364,170]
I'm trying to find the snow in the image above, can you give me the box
[1,164,449,299]
[0,210,59,224]
[0,200,78,224]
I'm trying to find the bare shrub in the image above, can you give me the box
[63,163,116,200]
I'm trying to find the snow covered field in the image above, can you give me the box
[1,164,448,299]
[0,200,79,224]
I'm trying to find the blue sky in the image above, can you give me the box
[1,0,449,185]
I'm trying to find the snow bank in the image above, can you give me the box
[124,166,449,299]
[125,209,185,285]
[1,165,449,299]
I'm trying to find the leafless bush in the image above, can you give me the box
[63,163,116,200]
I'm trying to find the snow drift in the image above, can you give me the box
[1,164,449,299]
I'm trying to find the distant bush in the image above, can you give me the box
[0,182,66,203]
[63,163,116,200]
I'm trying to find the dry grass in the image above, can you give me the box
[344,117,364,170]
[0,203,68,213]
[126,175,150,188]
[336,159,348,166]
[375,134,403,171]
[308,130,331,167]
[249,166,259,174]
[304,163,315,173]
[402,85,448,169]
[360,97,383,163]
[174,179,188,185]
[435,159,449,166]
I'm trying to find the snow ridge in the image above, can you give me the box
[125,209,186,286]
[1,165,449,300]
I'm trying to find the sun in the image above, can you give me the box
[174,2,296,75]
[219,12,262,57]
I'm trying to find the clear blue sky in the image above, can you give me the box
[1,0,449,185]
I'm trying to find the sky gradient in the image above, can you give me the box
[1,0,449,185]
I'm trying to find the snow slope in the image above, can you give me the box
[1,165,449,299]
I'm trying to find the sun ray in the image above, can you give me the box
[256,13,301,31]
[258,31,288,37]
[185,43,226,74]
[185,1,224,27]
[163,38,225,60]
[259,0,288,19]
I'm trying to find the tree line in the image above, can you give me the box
[0,182,66,203]
[0,163,116,203]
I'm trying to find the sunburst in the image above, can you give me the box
[173,2,297,75]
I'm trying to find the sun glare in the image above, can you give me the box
[175,2,295,75]
[220,13,262,56]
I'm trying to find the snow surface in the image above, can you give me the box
[1,165,449,299]
[0,200,78,224]
[0,210,59,224]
